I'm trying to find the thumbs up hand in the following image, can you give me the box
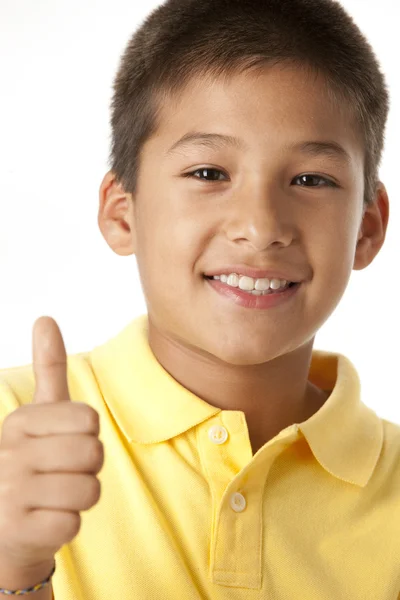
[0,317,104,571]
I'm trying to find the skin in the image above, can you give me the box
[98,64,389,455]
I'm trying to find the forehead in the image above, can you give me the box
[149,64,363,166]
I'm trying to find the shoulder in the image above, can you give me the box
[378,418,400,483]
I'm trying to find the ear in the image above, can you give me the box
[353,181,390,271]
[98,171,137,256]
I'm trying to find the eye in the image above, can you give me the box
[293,174,338,188]
[184,168,227,182]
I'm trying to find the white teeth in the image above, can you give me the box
[213,273,290,294]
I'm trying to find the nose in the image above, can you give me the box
[223,182,294,251]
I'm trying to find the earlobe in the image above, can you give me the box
[353,182,389,271]
[98,171,137,256]
[353,232,371,272]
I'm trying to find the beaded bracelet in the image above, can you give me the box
[0,561,56,596]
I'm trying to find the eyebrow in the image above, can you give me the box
[166,132,352,165]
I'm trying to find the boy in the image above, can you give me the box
[0,0,396,598]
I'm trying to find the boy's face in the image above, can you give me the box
[99,64,388,366]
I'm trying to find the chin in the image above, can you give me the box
[206,341,284,366]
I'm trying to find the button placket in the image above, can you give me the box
[203,416,265,588]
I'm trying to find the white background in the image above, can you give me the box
[0,1,398,422]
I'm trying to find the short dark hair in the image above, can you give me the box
[109,0,390,207]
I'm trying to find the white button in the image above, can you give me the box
[230,492,246,512]
[208,425,228,445]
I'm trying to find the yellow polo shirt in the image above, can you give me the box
[1,313,400,599]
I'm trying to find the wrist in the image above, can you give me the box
[0,557,55,592]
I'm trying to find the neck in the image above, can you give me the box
[148,319,329,451]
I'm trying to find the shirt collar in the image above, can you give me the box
[90,314,383,488]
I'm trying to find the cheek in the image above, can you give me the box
[154,209,204,263]
[307,223,357,300]
[137,210,201,290]
[312,209,357,264]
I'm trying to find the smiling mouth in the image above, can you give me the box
[203,275,302,309]
[203,275,297,295]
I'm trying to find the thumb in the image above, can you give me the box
[32,316,71,404]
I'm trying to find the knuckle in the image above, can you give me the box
[88,439,104,470]
[0,446,13,469]
[0,477,25,527]
[0,455,24,498]
[84,477,101,507]
[0,474,16,504]
[2,407,22,431]
[1,411,12,431]
[67,512,82,540]
[47,509,81,541]
[5,404,36,435]
[80,404,100,432]
[0,502,14,536]
[60,512,82,542]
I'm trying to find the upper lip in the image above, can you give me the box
[204,265,303,282]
